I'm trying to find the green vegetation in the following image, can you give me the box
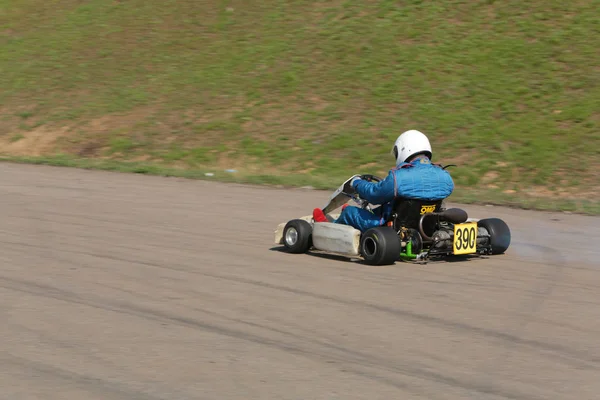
[3,154,598,215]
[1,0,598,211]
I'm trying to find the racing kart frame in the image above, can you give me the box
[274,174,511,265]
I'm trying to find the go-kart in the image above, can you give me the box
[274,174,511,265]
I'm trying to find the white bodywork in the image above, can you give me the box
[274,214,362,256]
[311,222,361,256]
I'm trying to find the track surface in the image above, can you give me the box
[1,163,599,400]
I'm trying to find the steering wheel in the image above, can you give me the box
[352,174,383,210]
[359,174,383,183]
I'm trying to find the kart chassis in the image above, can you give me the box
[274,175,510,265]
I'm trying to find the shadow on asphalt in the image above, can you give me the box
[269,246,487,266]
[269,246,360,264]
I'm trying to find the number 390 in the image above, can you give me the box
[455,226,476,251]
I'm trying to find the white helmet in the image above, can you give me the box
[391,130,433,166]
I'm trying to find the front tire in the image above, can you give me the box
[360,227,401,265]
[282,219,313,253]
[478,218,511,254]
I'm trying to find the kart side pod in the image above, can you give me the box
[311,222,361,256]
[274,215,362,256]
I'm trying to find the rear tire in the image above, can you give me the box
[282,219,313,253]
[360,227,401,265]
[478,218,511,254]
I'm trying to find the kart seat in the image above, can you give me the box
[387,197,444,231]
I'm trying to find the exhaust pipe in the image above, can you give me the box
[418,208,469,242]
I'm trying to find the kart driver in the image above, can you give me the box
[312,130,455,232]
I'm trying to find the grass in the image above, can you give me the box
[2,154,598,215]
[0,0,598,210]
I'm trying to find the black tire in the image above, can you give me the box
[360,227,401,265]
[282,219,313,254]
[478,218,511,254]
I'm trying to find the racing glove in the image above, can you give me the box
[350,175,362,187]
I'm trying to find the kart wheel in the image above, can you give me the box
[478,218,511,254]
[282,219,312,254]
[360,227,401,266]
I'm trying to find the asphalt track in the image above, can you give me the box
[1,162,599,400]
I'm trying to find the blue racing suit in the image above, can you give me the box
[334,157,454,232]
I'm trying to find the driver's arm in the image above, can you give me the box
[352,171,396,205]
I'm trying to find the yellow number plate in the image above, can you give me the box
[453,222,478,255]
